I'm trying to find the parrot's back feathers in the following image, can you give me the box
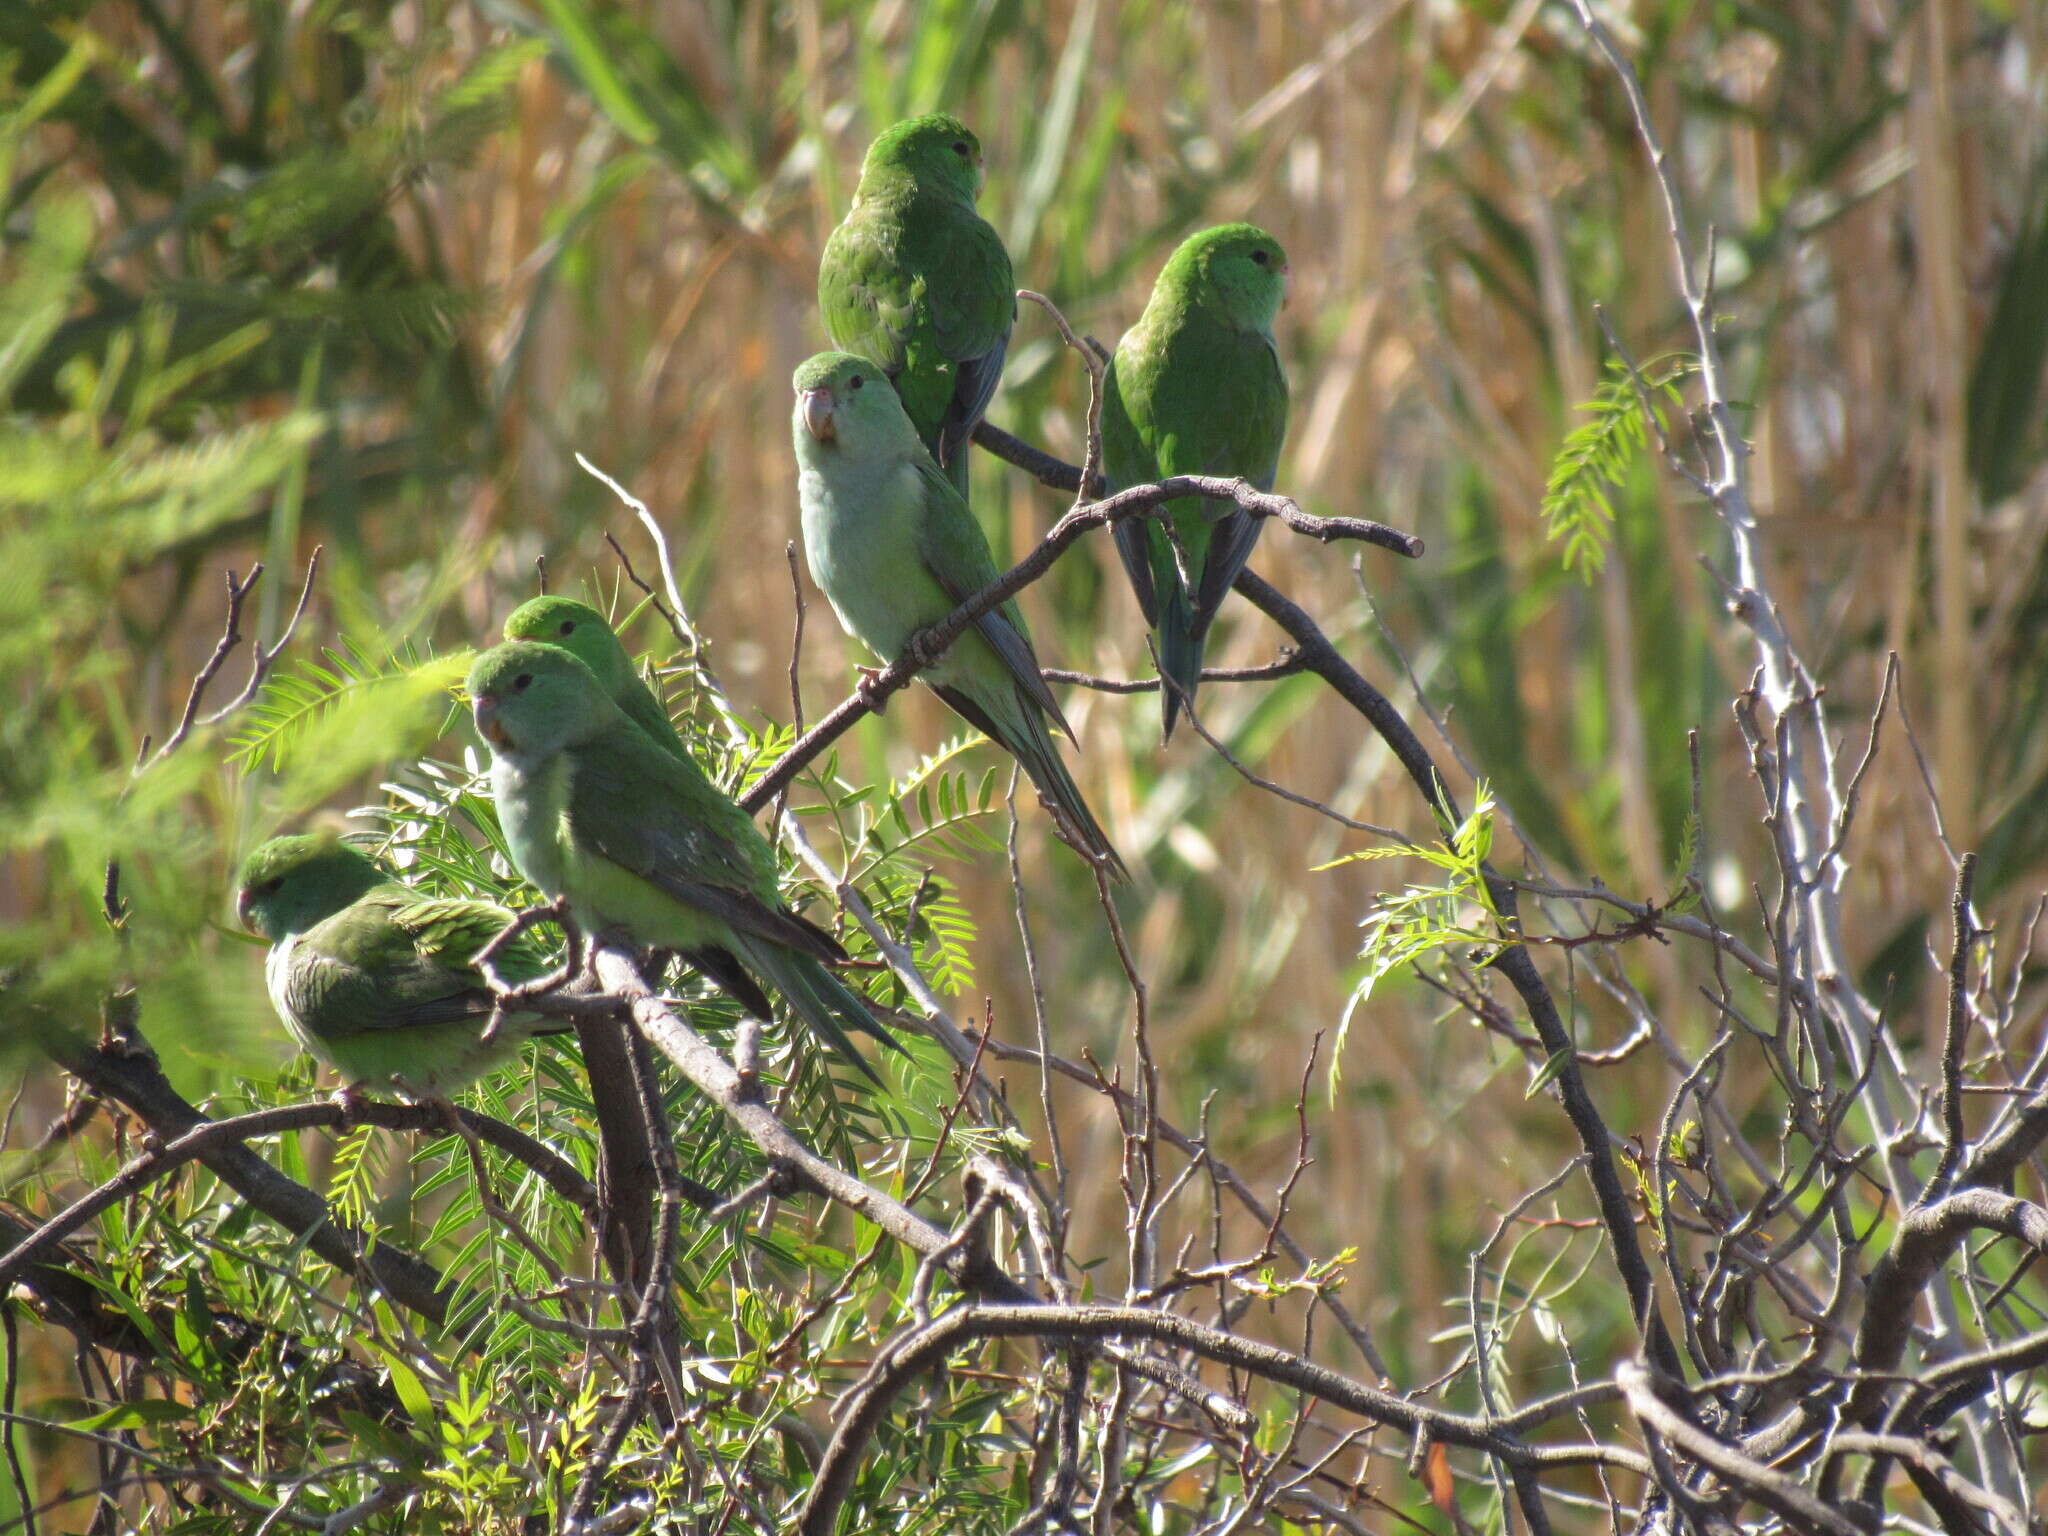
[819,139,1014,496]
[1102,230,1290,739]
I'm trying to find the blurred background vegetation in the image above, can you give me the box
[4,0,2046,1524]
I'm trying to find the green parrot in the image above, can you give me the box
[465,640,896,1079]
[818,112,1014,497]
[1102,223,1291,740]
[504,595,685,758]
[792,351,1126,880]
[504,596,812,1013]
[236,834,561,1099]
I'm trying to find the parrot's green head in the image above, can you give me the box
[1160,223,1289,334]
[793,351,925,465]
[237,834,386,941]
[857,112,984,204]
[467,641,619,762]
[503,596,635,695]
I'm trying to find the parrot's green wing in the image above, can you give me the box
[397,895,551,988]
[908,455,1072,737]
[819,210,916,380]
[1178,329,1287,627]
[916,208,1013,472]
[563,724,848,965]
[1105,321,1288,736]
[286,890,502,1040]
[820,199,1013,480]
[1101,354,1162,626]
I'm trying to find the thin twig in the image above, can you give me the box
[1041,655,1305,693]
[1931,854,1982,1195]
[737,465,1418,813]
[797,1303,1645,1536]
[1155,643,1413,842]
[134,549,322,773]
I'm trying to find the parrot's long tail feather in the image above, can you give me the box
[1156,588,1208,744]
[933,430,972,499]
[679,946,775,1021]
[734,939,900,1085]
[939,684,1129,882]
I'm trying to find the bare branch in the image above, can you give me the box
[799,1303,1646,1536]
[0,1091,598,1295]
[1041,654,1305,693]
[1931,853,1983,1194]
[1617,1359,1863,1536]
[135,548,322,773]
[739,459,1419,812]
[35,1039,450,1324]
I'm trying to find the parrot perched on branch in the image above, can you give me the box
[1101,223,1291,741]
[819,112,1014,498]
[466,640,896,1079]
[236,833,559,1099]
[791,350,1125,880]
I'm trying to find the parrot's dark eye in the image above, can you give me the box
[513,673,533,692]
[558,620,575,636]
[952,140,970,156]
[1251,249,1270,266]
[849,374,865,390]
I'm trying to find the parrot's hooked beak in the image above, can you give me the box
[801,387,837,443]
[235,888,255,932]
[473,694,511,751]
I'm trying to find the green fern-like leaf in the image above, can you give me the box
[1327,786,1503,1088]
[856,735,1006,874]
[230,640,471,774]
[1540,356,1694,580]
[328,1123,385,1233]
[912,876,978,996]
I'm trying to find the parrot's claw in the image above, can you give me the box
[332,1083,373,1126]
[855,666,891,713]
[902,627,945,672]
[424,1094,465,1135]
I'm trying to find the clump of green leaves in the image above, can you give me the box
[1320,787,1503,1087]
[1540,355,1695,578]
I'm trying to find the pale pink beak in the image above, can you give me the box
[473,694,511,750]
[801,388,837,443]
